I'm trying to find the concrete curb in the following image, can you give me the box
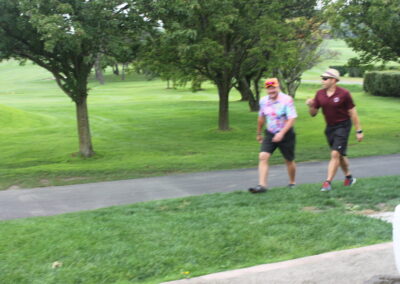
[163,243,397,284]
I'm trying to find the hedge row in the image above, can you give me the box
[364,71,400,97]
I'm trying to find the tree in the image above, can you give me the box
[148,0,297,130]
[94,53,105,85]
[271,17,334,98]
[327,0,400,63]
[137,31,206,90]
[233,1,323,109]
[234,50,269,112]
[0,0,149,157]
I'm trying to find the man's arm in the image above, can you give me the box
[306,98,318,117]
[272,118,295,143]
[256,116,265,143]
[349,107,364,142]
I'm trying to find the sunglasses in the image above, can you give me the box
[322,77,332,81]
[265,81,276,87]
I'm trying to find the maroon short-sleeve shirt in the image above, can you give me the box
[313,86,355,126]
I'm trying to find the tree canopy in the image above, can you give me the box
[146,0,320,130]
[328,0,400,63]
[0,0,152,156]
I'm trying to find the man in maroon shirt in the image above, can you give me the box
[306,68,364,191]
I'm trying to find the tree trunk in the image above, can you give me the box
[94,55,105,85]
[217,82,230,131]
[191,78,203,92]
[253,74,262,103]
[287,79,301,98]
[75,97,94,157]
[237,77,259,112]
[113,64,120,76]
[248,93,259,112]
[238,85,249,101]
[121,63,126,81]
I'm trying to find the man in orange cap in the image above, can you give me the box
[306,68,364,192]
[249,78,298,193]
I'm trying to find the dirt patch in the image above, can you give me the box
[40,179,51,185]
[61,177,88,182]
[377,203,390,211]
[302,206,323,213]
[345,203,364,212]
[349,202,390,216]
[355,209,379,215]
[178,200,191,209]
[7,185,21,190]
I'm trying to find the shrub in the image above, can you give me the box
[388,66,400,71]
[329,65,348,77]
[329,65,374,78]
[347,65,377,77]
[364,71,400,97]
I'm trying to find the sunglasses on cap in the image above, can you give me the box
[265,81,277,87]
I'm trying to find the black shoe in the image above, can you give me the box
[248,185,268,194]
[288,184,296,189]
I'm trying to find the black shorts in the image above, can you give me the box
[325,119,352,156]
[260,128,296,161]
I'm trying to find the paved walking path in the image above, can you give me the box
[0,154,399,221]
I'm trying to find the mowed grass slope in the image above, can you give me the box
[0,175,399,284]
[0,39,399,190]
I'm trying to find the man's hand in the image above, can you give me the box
[257,134,263,144]
[306,98,314,107]
[306,98,318,117]
[272,132,284,143]
[356,132,364,142]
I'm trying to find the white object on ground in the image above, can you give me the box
[393,205,400,273]
[370,212,395,224]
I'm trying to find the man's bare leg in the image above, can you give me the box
[258,152,271,187]
[286,160,296,185]
[340,155,351,176]
[327,150,341,182]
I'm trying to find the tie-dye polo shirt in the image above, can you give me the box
[258,92,298,134]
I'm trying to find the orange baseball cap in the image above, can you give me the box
[265,78,279,88]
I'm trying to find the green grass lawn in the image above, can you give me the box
[0,39,399,190]
[0,175,398,284]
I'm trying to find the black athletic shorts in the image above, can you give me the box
[325,119,352,156]
[260,128,296,161]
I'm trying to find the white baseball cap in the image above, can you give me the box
[321,68,340,81]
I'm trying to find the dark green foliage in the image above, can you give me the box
[364,71,400,97]
[330,58,390,78]
[330,65,370,78]
[0,0,151,156]
[145,0,321,128]
[328,0,400,63]
[0,0,146,103]
[347,67,367,78]
[329,65,348,77]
